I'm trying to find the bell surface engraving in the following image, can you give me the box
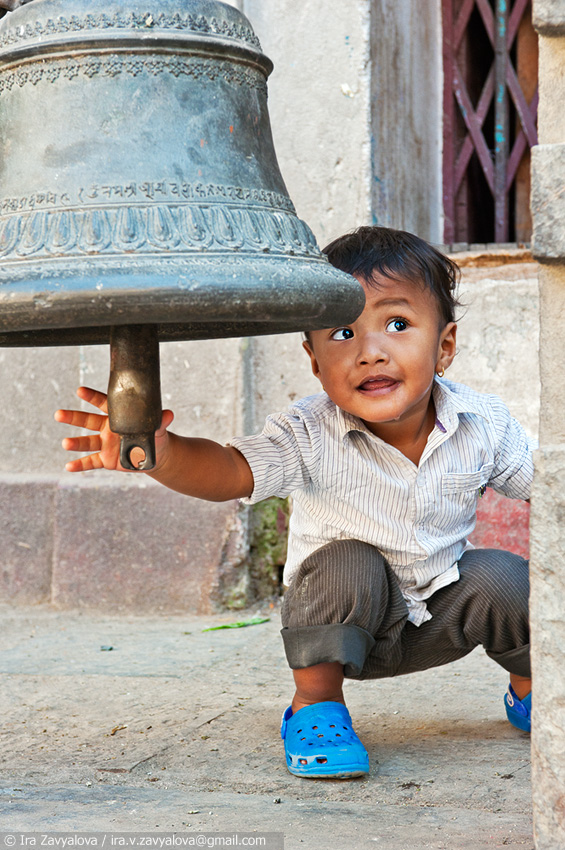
[0,204,321,261]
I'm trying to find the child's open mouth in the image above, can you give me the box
[357,377,399,393]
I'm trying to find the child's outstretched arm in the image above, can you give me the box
[54,386,254,502]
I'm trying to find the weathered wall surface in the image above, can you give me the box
[447,251,540,437]
[243,0,373,246]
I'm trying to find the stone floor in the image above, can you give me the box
[0,603,533,849]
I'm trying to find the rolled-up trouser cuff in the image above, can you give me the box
[281,623,376,677]
[487,643,531,678]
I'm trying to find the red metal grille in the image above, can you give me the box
[443,0,538,244]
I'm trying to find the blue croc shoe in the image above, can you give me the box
[280,701,369,779]
[504,684,531,733]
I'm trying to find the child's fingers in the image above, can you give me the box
[62,435,102,454]
[64,452,106,473]
[54,408,107,433]
[76,386,109,414]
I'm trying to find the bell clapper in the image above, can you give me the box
[107,324,162,471]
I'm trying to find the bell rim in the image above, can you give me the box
[0,318,352,348]
[0,256,365,342]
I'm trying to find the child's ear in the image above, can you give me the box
[302,339,322,382]
[437,322,457,373]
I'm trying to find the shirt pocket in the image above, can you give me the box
[438,464,494,534]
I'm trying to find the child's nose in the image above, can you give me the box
[357,333,388,364]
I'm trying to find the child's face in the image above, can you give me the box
[303,273,457,442]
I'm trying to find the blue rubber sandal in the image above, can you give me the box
[504,684,531,733]
[280,701,369,779]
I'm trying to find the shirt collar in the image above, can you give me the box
[335,403,374,442]
[333,377,488,443]
[432,377,489,435]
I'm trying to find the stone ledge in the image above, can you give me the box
[0,476,532,611]
[447,247,534,268]
[0,474,247,613]
[0,476,57,604]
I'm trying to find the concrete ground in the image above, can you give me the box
[0,603,533,849]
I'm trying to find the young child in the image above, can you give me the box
[55,226,533,780]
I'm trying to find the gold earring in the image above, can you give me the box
[436,367,445,378]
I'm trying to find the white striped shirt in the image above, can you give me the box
[230,378,534,625]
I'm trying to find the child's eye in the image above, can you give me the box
[386,318,408,333]
[330,328,354,341]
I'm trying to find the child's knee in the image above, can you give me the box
[460,548,529,613]
[281,539,390,629]
[457,549,529,654]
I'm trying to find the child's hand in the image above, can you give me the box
[54,386,174,473]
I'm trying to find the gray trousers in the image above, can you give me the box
[281,540,530,680]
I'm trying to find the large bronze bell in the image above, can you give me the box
[0,0,364,467]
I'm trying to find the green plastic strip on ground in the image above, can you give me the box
[202,617,270,632]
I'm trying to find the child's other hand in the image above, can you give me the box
[54,386,174,473]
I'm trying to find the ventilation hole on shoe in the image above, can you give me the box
[316,757,328,764]
[317,734,324,738]
[312,725,318,730]
[296,729,302,734]
[299,758,308,765]
[300,737,306,741]
[329,724,336,728]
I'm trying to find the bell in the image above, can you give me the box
[0,0,364,467]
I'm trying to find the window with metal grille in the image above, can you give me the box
[442,0,538,245]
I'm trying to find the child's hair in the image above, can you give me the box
[322,226,460,327]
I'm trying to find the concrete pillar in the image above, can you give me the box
[529,2,565,846]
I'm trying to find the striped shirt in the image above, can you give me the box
[230,378,534,626]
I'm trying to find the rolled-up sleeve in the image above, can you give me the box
[229,408,321,504]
